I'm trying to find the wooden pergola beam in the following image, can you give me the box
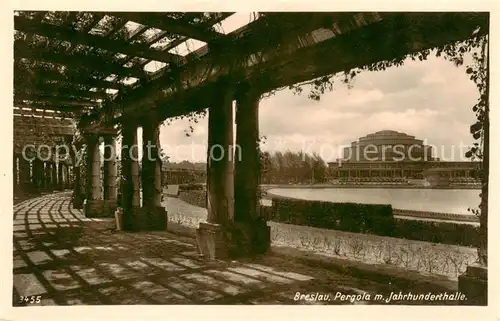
[15,41,147,79]
[14,101,92,113]
[15,94,99,107]
[15,66,125,90]
[16,87,108,100]
[113,12,224,42]
[155,12,235,56]
[81,12,105,33]
[14,15,183,64]
[14,121,74,130]
[15,126,75,136]
[16,78,109,94]
[14,107,74,119]
[15,91,100,103]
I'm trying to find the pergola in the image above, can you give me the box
[14,11,489,261]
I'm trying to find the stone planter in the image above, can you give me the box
[458,263,487,305]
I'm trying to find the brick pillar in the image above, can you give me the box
[196,80,236,259]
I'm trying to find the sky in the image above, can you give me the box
[155,53,479,163]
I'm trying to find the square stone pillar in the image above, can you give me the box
[196,81,238,259]
[141,118,167,231]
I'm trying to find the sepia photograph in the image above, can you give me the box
[9,8,491,313]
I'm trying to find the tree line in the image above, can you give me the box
[259,151,329,184]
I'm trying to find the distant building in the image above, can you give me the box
[328,130,480,180]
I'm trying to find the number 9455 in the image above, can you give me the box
[19,295,41,304]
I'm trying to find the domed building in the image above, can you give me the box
[329,130,479,183]
[341,130,434,163]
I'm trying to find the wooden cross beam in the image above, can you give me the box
[112,12,224,42]
[14,15,183,64]
[15,41,147,79]
[15,62,125,91]
[16,86,109,100]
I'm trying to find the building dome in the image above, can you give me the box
[342,130,432,162]
[374,130,399,135]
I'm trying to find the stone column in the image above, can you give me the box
[85,135,101,201]
[73,165,83,208]
[51,160,57,190]
[45,162,52,191]
[17,157,30,193]
[141,119,167,230]
[57,162,63,190]
[84,135,102,216]
[13,154,18,190]
[103,135,118,201]
[32,158,40,191]
[71,142,85,209]
[121,123,142,231]
[62,164,68,189]
[67,165,73,189]
[233,85,270,256]
[196,80,236,259]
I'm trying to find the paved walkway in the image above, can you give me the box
[13,192,456,306]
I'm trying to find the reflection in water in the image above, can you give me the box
[267,188,481,214]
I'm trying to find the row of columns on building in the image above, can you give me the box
[337,168,473,179]
[13,154,73,194]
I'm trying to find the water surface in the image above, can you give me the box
[267,188,480,214]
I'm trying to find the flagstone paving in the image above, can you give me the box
[13,192,459,306]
